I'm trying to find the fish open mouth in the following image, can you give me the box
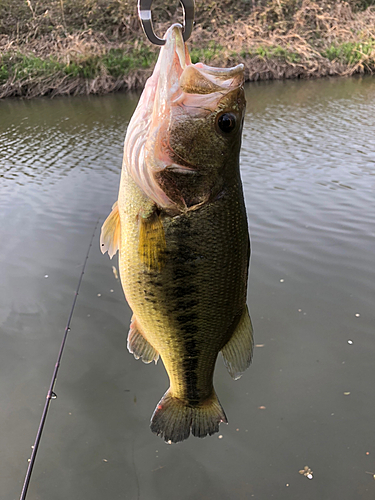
[124,24,245,210]
[157,24,244,101]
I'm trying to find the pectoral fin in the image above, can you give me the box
[138,209,166,271]
[221,306,254,380]
[100,201,120,259]
[127,317,159,364]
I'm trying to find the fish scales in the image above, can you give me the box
[101,24,253,443]
[120,173,249,400]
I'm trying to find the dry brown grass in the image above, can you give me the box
[190,0,375,80]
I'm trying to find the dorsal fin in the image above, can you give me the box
[100,201,120,259]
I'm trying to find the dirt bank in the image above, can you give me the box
[0,0,374,98]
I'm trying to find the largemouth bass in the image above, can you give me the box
[100,24,253,443]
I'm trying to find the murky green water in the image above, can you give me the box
[1,76,374,500]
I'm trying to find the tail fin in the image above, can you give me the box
[150,390,227,444]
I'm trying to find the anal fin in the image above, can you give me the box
[127,317,159,364]
[221,306,254,380]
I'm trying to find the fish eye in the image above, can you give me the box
[217,112,237,134]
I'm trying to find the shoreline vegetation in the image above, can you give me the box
[0,0,374,98]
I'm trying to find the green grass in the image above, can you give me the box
[102,47,156,77]
[240,45,301,63]
[1,37,375,89]
[323,41,375,64]
[189,42,224,64]
[0,46,157,84]
[0,54,59,83]
[0,64,9,83]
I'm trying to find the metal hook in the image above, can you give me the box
[138,0,195,46]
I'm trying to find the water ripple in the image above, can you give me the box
[0,93,139,187]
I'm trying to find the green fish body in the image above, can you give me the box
[101,25,253,443]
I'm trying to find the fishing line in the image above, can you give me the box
[20,217,100,500]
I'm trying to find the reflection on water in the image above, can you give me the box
[0,93,139,185]
[1,77,375,500]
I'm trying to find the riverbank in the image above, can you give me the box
[0,0,374,98]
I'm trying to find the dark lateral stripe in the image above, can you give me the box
[173,282,200,402]
[173,285,195,298]
[170,218,202,403]
[176,312,198,324]
[173,266,193,279]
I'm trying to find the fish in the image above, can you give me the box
[100,24,253,443]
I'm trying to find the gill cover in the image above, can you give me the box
[124,23,245,210]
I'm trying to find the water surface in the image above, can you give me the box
[1,76,374,500]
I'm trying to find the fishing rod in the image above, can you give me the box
[19,217,100,500]
[20,3,197,494]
